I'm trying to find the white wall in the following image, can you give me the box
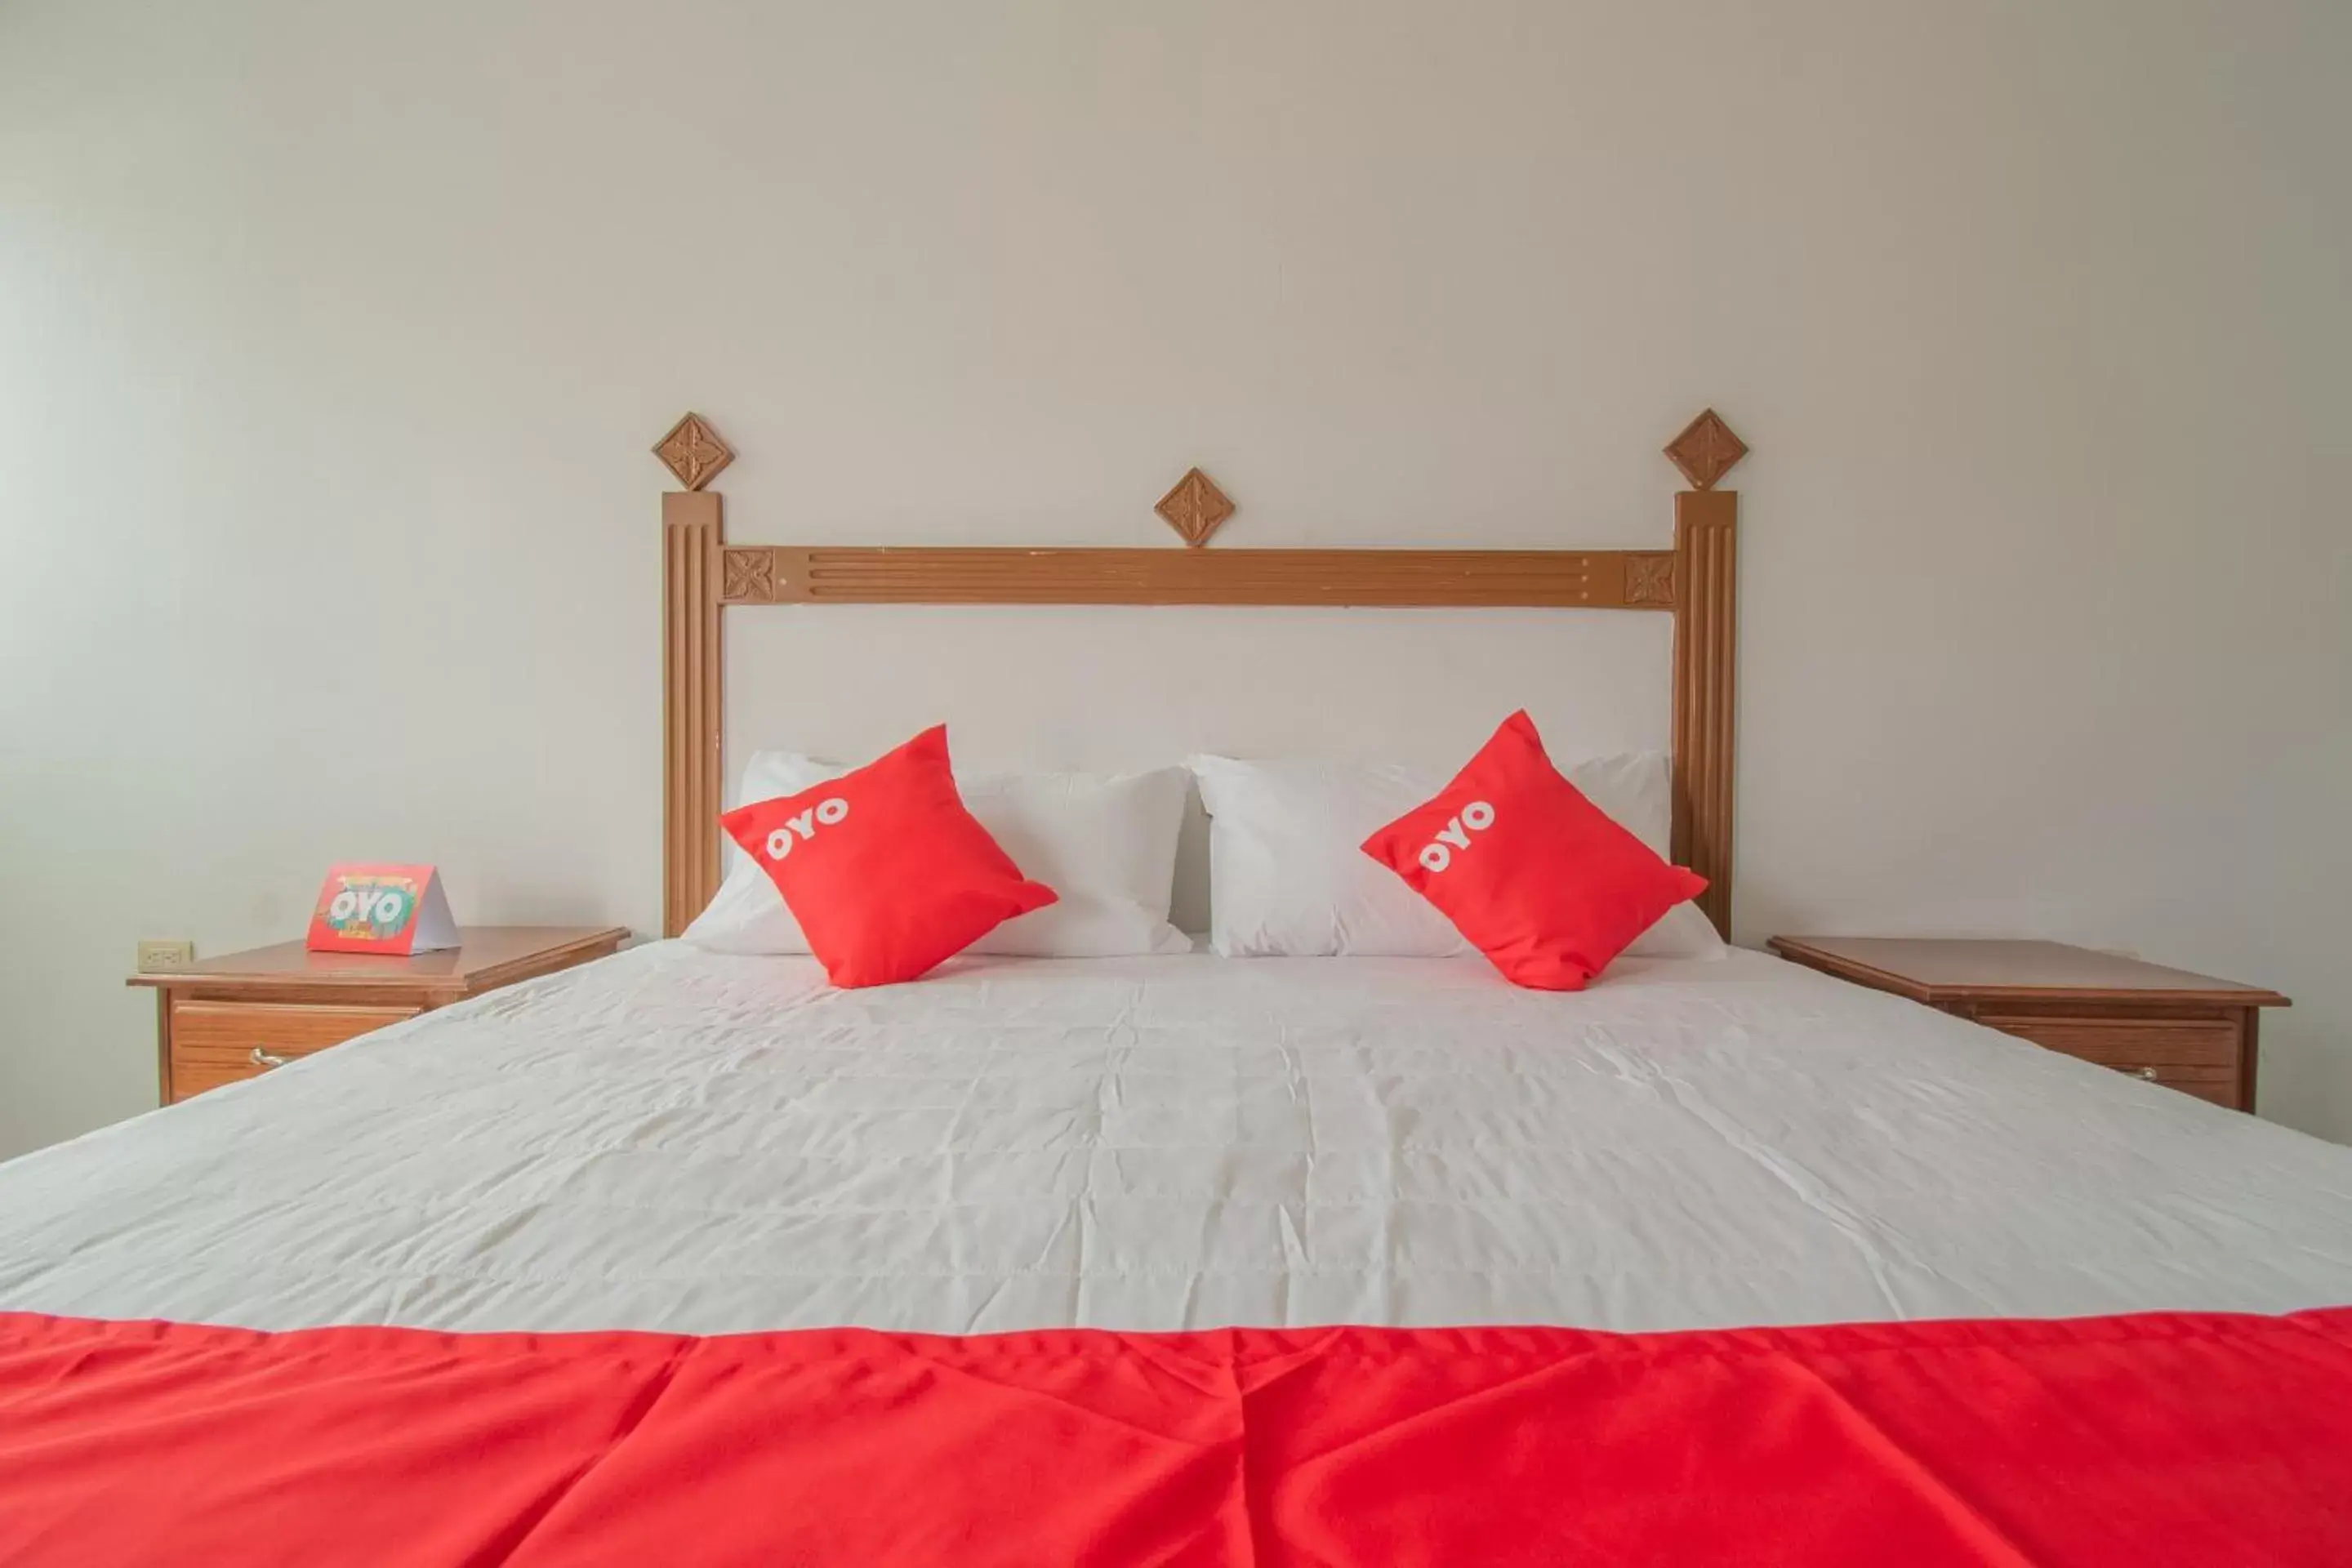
[2,0,2347,1156]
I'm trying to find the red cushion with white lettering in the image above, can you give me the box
[719,726,1056,988]
[1360,710,1708,991]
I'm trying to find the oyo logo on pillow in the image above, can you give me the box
[1417,801,1496,873]
[764,798,852,860]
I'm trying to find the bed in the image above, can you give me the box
[13,943,2352,1336]
[5,415,2350,1564]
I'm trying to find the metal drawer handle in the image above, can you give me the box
[2130,1066,2158,1082]
[247,1047,290,1071]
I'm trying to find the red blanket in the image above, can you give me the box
[4,1307,2350,1566]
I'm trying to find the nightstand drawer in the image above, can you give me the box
[2118,1065,2240,1107]
[172,1000,417,1056]
[1975,1014,2240,1069]
[167,1001,416,1102]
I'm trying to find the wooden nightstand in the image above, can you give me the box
[1766,937,2288,1111]
[127,926,629,1104]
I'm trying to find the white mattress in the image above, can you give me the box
[2,942,2349,1337]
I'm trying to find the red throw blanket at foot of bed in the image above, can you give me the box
[4,1307,2351,1566]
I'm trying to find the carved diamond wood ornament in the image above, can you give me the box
[721,547,776,604]
[1625,553,1676,606]
[1664,409,1748,492]
[1155,468,1235,548]
[653,412,734,492]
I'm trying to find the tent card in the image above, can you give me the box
[305,864,459,955]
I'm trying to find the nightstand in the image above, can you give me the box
[127,926,629,1104]
[1766,937,2288,1111]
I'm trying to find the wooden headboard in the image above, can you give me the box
[655,410,1748,938]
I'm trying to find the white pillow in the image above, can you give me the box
[1190,751,1726,960]
[685,755,1192,957]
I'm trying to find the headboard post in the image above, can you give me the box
[655,414,736,936]
[1669,488,1738,935]
[661,490,724,935]
[1664,409,1747,937]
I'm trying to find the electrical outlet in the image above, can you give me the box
[136,939,195,972]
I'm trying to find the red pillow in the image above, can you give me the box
[719,726,1056,988]
[1360,711,1707,991]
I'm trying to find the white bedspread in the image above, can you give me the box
[2,942,2349,1336]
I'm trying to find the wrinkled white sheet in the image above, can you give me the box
[2,942,2349,1336]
